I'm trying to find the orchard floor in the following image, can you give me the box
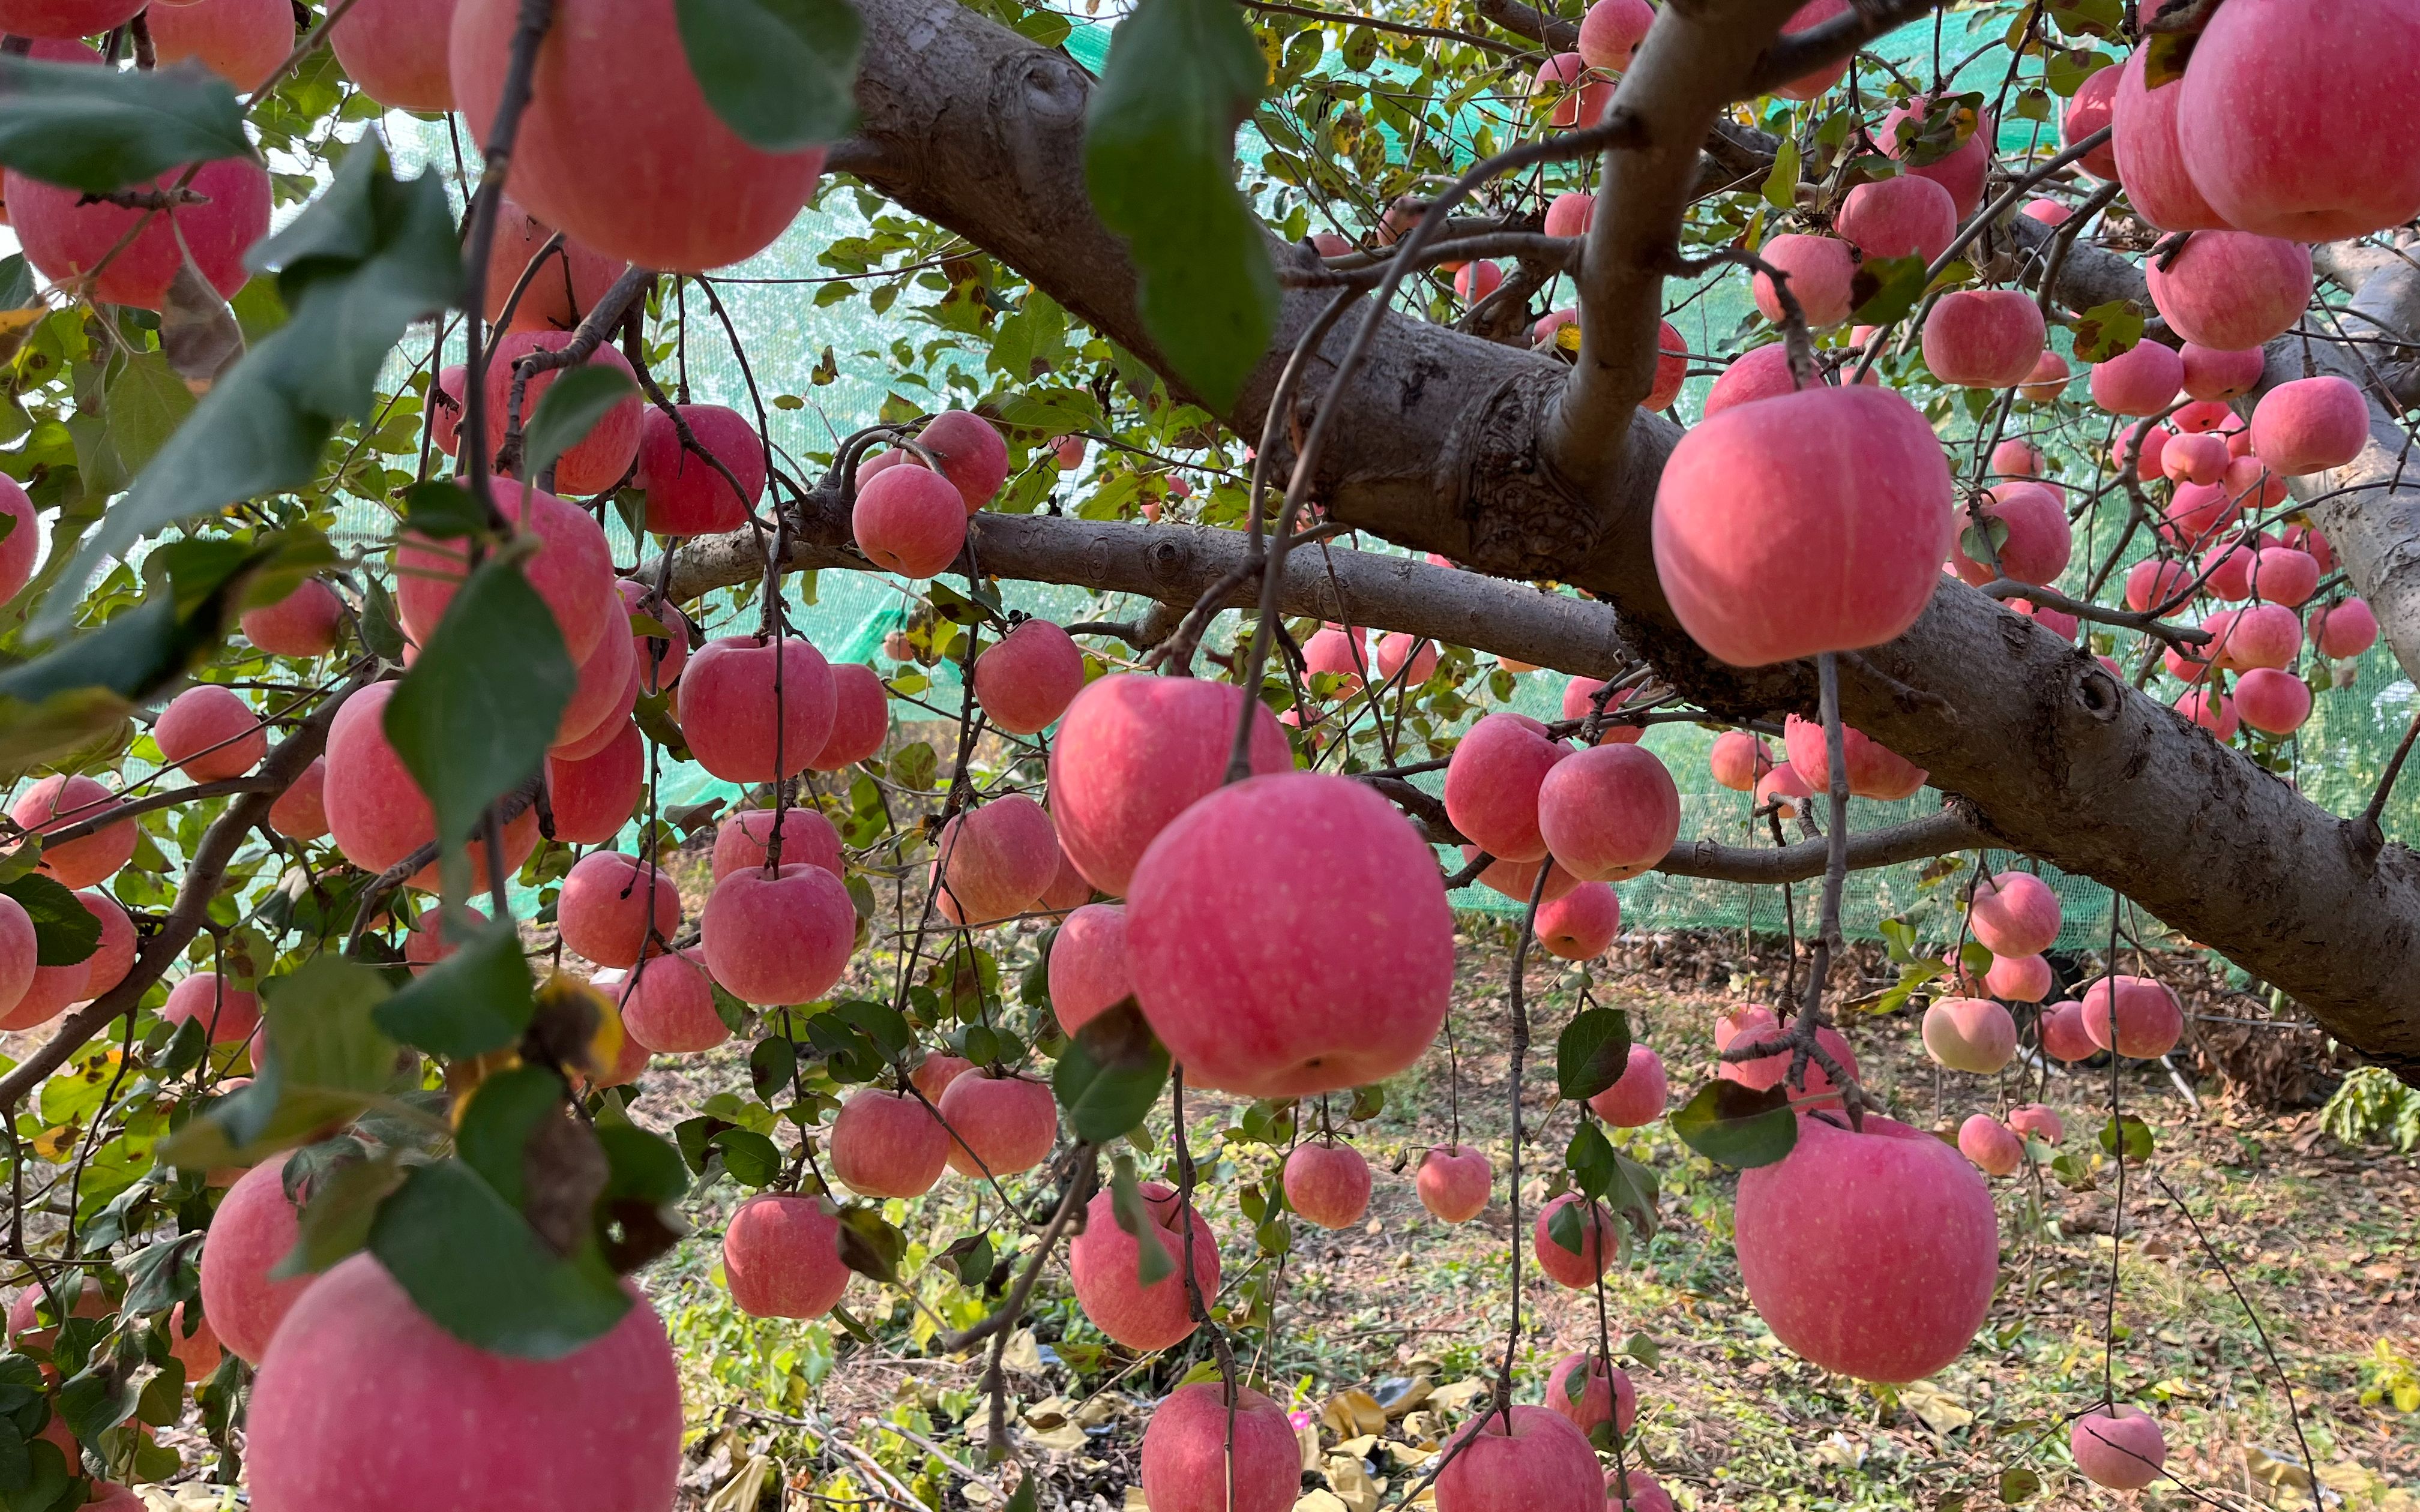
[612,916,2420,1512]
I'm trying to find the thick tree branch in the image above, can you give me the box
[835,0,2420,1078]
[1657,806,1982,884]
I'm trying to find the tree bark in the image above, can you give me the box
[811,0,2420,1078]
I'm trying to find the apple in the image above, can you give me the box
[1921,290,2047,389]
[1047,902,1130,1036]
[2312,597,2378,659]
[1373,631,1438,685]
[699,862,855,1006]
[1445,712,1571,862]
[1958,1114,2024,1176]
[1835,175,1957,265]
[1654,385,1952,667]
[451,0,827,272]
[1138,1381,1300,1512]
[197,1154,316,1363]
[1537,745,1681,883]
[1879,95,1993,214]
[2020,351,2072,403]
[2111,46,2229,230]
[1544,1350,1636,1437]
[1717,1004,1858,1106]
[1068,1181,1219,1351]
[1416,1144,1491,1223]
[615,948,724,1054]
[2246,547,2319,607]
[154,685,267,782]
[2175,686,2239,740]
[478,199,627,332]
[396,482,617,662]
[544,721,642,845]
[1577,0,1654,70]
[2181,343,2266,401]
[2145,232,2314,350]
[1754,760,1814,818]
[2064,64,2121,177]
[1924,997,2018,1074]
[915,410,1010,513]
[1708,730,1772,791]
[146,0,295,91]
[2250,376,2368,476]
[1538,882,1621,961]
[2162,431,2230,487]
[2087,339,2184,417]
[1283,1141,1373,1229]
[1984,952,2051,1003]
[722,1192,848,1319]
[829,1088,948,1199]
[711,806,843,880]
[1589,1044,1667,1127]
[1048,675,1291,895]
[1532,1193,1616,1288]
[247,1254,681,1511]
[1751,235,1856,329]
[972,619,1086,736]
[556,851,679,968]
[1529,52,1611,127]
[2078,974,2184,1058]
[2040,1000,2097,1061]
[476,330,642,494]
[1455,260,1505,303]
[1772,0,1853,99]
[2071,1405,2167,1490]
[2173,0,2420,241]
[1781,715,1928,801]
[2008,1103,2063,1142]
[242,578,346,657]
[635,404,764,536]
[328,0,461,110]
[933,794,1059,926]
[1946,483,2071,586]
[2235,668,2313,735]
[814,664,892,770]
[164,971,262,1046]
[8,157,269,312]
[936,1070,1057,1178]
[679,635,837,783]
[1127,773,1451,1097]
[853,463,968,577]
[1734,1112,1997,1381]
[1304,623,1370,688]
[2124,558,2192,615]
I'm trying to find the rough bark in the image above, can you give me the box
[816,0,2420,1076]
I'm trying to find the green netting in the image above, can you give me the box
[352,8,2420,956]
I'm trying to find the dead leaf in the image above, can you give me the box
[2244,1447,2316,1497]
[158,257,243,392]
[1324,1454,1382,1512]
[1030,1422,1089,1455]
[702,1456,774,1512]
[1001,1328,1046,1373]
[1426,1379,1490,1414]
[1899,1379,1974,1435]
[1320,1388,1386,1438]
[1294,1493,1351,1512]
[1022,1396,1073,1430]
[1295,1419,1323,1472]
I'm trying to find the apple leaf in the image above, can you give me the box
[1669,1080,1798,1169]
[1556,1006,1631,1102]
[0,57,248,194]
[522,363,638,484]
[1052,998,1170,1143]
[0,872,98,967]
[370,1157,631,1359]
[673,0,860,152]
[2071,300,2145,363]
[1109,1152,1175,1287]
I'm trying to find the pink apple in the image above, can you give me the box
[1924,997,2018,1074]
[1532,1193,1616,1288]
[1588,1044,1667,1127]
[1445,712,1571,863]
[1708,730,1773,791]
[972,619,1086,736]
[1538,881,1621,961]
[2064,64,2120,177]
[1921,290,2047,389]
[1437,1404,1603,1512]
[241,578,346,657]
[1751,234,1856,329]
[2071,1405,2167,1490]
[615,948,724,1054]
[2088,338,2185,417]
[1068,1181,1218,1351]
[2313,597,2378,658]
[1781,715,1928,801]
[2146,232,2313,350]
[2111,46,2229,230]
[197,1154,313,1363]
[1047,902,1130,1036]
[635,404,764,536]
[813,663,891,770]
[679,635,836,783]
[556,851,679,968]
[711,806,843,880]
[1283,1141,1373,1229]
[829,1088,948,1199]
[2078,974,2184,1057]
[1835,174,1957,265]
[1958,1114,2024,1176]
[1545,1350,1636,1437]
[933,794,1058,926]
[723,1192,847,1319]
[699,863,855,1006]
[2250,376,2368,476]
[1139,1382,1299,1512]
[1047,674,1291,895]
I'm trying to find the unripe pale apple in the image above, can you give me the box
[1717,1004,1858,1106]
[635,403,764,535]
[2088,338,2184,417]
[1068,1181,1218,1351]
[1781,715,1928,801]
[242,578,346,657]
[1445,713,1571,863]
[2146,233,2313,351]
[1047,674,1291,895]
[1139,1382,1300,1512]
[699,862,855,1006]
[2250,376,2368,476]
[1654,385,1951,667]
[2078,974,2184,1057]
[1735,1112,1997,1381]
[1416,1144,1491,1223]
[829,1088,948,1199]
[938,1070,1058,1178]
[972,619,1086,735]
[1532,1193,1616,1288]
[1545,1350,1636,1437]
[1751,234,1856,329]
[2313,597,2378,659]
[247,1253,681,1511]
[1537,881,1621,961]
[1921,290,2046,389]
[1923,997,2018,1074]
[2071,1405,2167,1490]
[1128,773,1449,1097]
[1589,1043,1667,1127]
[1283,1141,1373,1229]
[1437,1403,1603,1512]
[933,794,1059,926]
[8,157,269,312]
[2173,0,2420,241]
[1534,745,1679,883]
[197,1154,313,1363]
[1048,902,1130,1036]
[1958,1114,2024,1175]
[679,635,836,783]
[452,0,826,272]
[1835,174,1957,265]
[723,1192,848,1319]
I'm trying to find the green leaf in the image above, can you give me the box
[0,872,98,967]
[2048,1151,2098,1190]
[56,1364,137,1445]
[1052,998,1170,1143]
[0,57,249,194]
[710,1127,783,1186]
[375,917,536,1059]
[1083,0,1278,412]
[369,1158,630,1359]
[119,1232,202,1316]
[397,479,492,541]
[273,1150,405,1280]
[1546,1195,1591,1256]
[37,142,460,635]
[456,1066,570,1211]
[2098,1113,2155,1161]
[1005,1471,1040,1512]
[1567,1120,1618,1200]
[383,554,574,849]
[748,1036,798,1102]
[1669,1081,1798,1169]
[1556,1006,1631,1102]
[1623,1331,1660,1368]
[1605,1149,1660,1240]
[1999,1467,2042,1505]
[1110,1151,1175,1286]
[1761,136,1799,210]
[673,0,861,151]
[522,363,638,482]
[1849,254,1934,326]
[103,352,199,476]
[2070,300,2145,363]
[833,1204,905,1284]
[157,955,400,1169]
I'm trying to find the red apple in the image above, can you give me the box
[1751,234,1856,329]
[2250,376,2368,476]
[2071,1405,2167,1490]
[556,851,679,968]
[973,619,1086,736]
[1921,290,2047,389]
[699,862,855,1006]
[1781,715,1928,801]
[1139,1382,1299,1512]
[1436,1404,1603,1512]
[2078,974,2184,1058]
[328,0,460,110]
[1068,1181,1218,1351]
[1588,1044,1667,1127]
[933,794,1058,926]
[1544,1350,1636,1437]
[2146,232,2314,350]
[1283,1141,1372,1229]
[1537,744,1680,882]
[1445,712,1571,863]
[8,157,268,311]
[1835,174,1957,265]
[1958,1114,2023,1176]
[813,663,891,770]
[829,1088,948,1199]
[635,403,763,536]
[1922,997,2018,1074]
[1047,674,1292,895]
[1537,881,1621,961]
[1047,902,1130,1036]
[1531,1193,1616,1288]
[723,1192,847,1319]
[937,1070,1058,1178]
[2111,46,2229,231]
[242,578,346,657]
[679,635,836,783]
[197,1154,313,1363]
[711,806,843,880]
